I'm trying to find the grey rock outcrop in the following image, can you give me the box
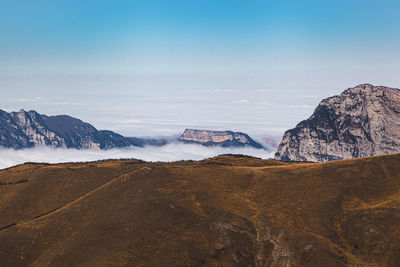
[179,129,264,149]
[275,84,400,162]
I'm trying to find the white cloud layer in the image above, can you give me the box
[0,143,275,169]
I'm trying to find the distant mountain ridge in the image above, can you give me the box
[275,84,400,162]
[178,129,264,149]
[0,110,265,150]
[0,109,131,149]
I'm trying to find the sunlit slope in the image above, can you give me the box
[0,154,399,266]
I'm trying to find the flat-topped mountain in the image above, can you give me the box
[178,128,264,149]
[275,84,400,162]
[0,109,131,149]
[1,154,400,266]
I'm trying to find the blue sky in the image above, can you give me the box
[1,0,400,137]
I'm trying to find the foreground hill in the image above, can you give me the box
[275,84,400,162]
[1,154,400,266]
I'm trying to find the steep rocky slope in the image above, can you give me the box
[1,154,400,266]
[0,109,132,149]
[275,84,400,162]
[179,129,264,149]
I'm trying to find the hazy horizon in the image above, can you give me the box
[1,1,400,137]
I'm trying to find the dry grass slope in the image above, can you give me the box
[0,154,399,266]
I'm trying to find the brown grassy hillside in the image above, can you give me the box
[0,154,399,266]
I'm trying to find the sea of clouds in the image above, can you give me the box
[0,143,275,169]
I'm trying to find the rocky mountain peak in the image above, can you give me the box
[275,84,400,162]
[336,83,396,99]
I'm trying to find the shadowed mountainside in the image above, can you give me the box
[0,154,400,266]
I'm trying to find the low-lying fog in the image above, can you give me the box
[0,143,275,169]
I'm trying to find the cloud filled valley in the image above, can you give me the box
[0,143,275,169]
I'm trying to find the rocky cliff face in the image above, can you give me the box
[179,129,264,149]
[0,109,132,149]
[275,84,400,162]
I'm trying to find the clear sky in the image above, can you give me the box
[1,0,399,137]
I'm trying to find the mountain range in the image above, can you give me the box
[2,83,399,162]
[0,109,266,150]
